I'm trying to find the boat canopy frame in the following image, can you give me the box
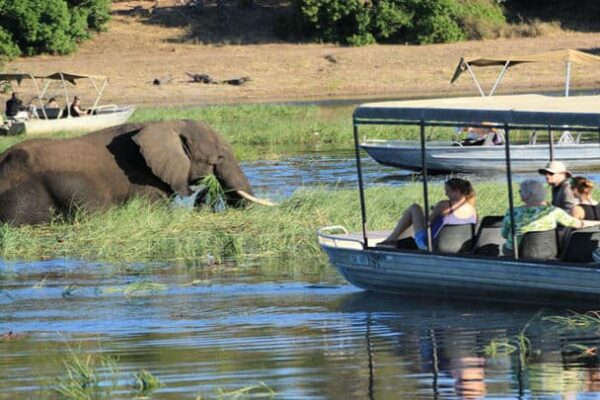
[352,94,600,261]
[450,49,600,97]
[0,72,111,119]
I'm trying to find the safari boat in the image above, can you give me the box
[362,50,600,173]
[318,94,600,303]
[0,72,135,136]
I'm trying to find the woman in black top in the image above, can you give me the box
[571,176,600,221]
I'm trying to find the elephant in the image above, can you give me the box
[0,119,273,225]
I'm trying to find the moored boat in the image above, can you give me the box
[0,72,135,136]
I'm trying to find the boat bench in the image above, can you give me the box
[39,107,62,119]
[473,216,504,256]
[560,226,600,263]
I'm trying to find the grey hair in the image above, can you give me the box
[520,179,546,203]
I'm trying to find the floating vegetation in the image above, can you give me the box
[33,274,49,289]
[561,343,598,358]
[61,285,78,298]
[484,332,531,366]
[196,382,275,399]
[134,369,163,397]
[55,349,119,400]
[544,311,600,328]
[102,279,168,297]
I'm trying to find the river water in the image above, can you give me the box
[2,149,600,399]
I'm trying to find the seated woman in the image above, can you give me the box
[570,176,600,221]
[382,178,477,250]
[458,122,504,146]
[501,179,600,256]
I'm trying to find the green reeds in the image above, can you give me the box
[134,369,163,397]
[544,311,600,328]
[196,382,275,399]
[55,349,119,400]
[0,183,513,263]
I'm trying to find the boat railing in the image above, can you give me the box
[317,226,365,249]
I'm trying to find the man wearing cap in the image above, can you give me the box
[538,161,577,212]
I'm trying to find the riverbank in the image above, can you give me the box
[4,1,600,107]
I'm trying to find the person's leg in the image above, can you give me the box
[385,203,426,241]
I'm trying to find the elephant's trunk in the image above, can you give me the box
[214,155,276,207]
[235,189,277,206]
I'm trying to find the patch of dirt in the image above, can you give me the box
[6,0,600,107]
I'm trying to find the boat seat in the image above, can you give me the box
[519,229,559,260]
[473,215,504,256]
[560,226,600,263]
[41,107,62,119]
[433,223,475,253]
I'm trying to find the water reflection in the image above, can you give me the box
[3,262,600,398]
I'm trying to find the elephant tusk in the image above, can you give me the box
[235,190,277,206]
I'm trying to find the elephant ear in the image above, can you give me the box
[133,122,191,196]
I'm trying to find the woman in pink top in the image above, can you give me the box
[382,178,477,250]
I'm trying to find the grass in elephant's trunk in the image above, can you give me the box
[0,183,514,266]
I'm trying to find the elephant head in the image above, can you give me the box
[132,120,274,206]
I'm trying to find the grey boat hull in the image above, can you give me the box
[361,140,600,173]
[318,228,600,303]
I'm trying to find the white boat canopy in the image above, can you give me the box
[0,71,111,113]
[354,94,600,127]
[450,49,600,97]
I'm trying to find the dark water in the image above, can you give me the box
[3,261,600,399]
[3,151,600,399]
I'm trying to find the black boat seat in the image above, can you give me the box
[519,229,559,260]
[473,215,504,256]
[433,223,475,253]
[41,107,62,119]
[560,226,600,263]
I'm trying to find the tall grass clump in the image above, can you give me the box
[55,349,119,400]
[0,182,515,263]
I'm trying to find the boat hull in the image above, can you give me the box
[318,231,600,303]
[361,141,600,173]
[24,106,135,136]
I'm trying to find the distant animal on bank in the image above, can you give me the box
[0,120,273,225]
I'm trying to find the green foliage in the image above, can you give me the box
[0,0,110,59]
[291,0,506,45]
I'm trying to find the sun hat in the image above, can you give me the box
[538,160,571,177]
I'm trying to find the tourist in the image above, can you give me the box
[381,178,477,250]
[570,176,600,221]
[501,179,599,256]
[5,92,24,117]
[538,160,577,212]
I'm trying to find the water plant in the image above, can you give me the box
[55,349,119,400]
[0,183,514,263]
[134,369,163,397]
[544,311,600,328]
[196,382,275,399]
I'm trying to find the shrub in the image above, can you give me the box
[0,0,110,60]
[291,0,507,45]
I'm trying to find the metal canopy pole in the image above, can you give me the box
[420,121,432,251]
[465,63,486,97]
[565,61,571,97]
[489,61,511,96]
[354,122,369,249]
[548,126,554,161]
[504,123,518,259]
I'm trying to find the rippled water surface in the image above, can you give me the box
[3,150,600,399]
[4,261,600,399]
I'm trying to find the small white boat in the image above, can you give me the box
[1,72,135,136]
[361,139,600,173]
[319,94,600,303]
[363,49,600,173]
